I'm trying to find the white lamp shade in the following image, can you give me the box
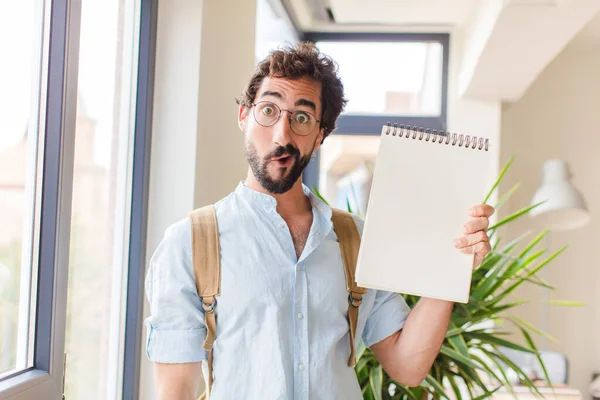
[530,159,590,231]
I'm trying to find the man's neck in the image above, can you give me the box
[244,170,312,216]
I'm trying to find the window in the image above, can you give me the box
[63,0,142,398]
[317,135,379,213]
[0,0,45,379]
[315,41,443,117]
[0,0,156,398]
[302,33,449,196]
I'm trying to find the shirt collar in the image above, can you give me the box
[234,181,332,220]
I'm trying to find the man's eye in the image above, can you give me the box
[295,112,310,124]
[262,106,275,116]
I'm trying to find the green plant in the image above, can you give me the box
[313,156,582,399]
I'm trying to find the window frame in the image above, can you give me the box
[0,0,82,397]
[301,32,450,190]
[121,0,158,398]
[0,0,157,398]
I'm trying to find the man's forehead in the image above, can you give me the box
[259,76,321,102]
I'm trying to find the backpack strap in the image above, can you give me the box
[189,205,220,399]
[331,208,368,367]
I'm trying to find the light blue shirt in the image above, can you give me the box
[144,182,411,399]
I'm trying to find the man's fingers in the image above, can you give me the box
[453,231,488,249]
[463,217,489,234]
[469,204,495,218]
[460,240,491,255]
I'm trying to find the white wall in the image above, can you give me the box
[499,18,600,397]
[140,0,256,398]
[193,0,257,208]
[448,28,502,209]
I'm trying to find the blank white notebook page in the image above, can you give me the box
[355,126,492,303]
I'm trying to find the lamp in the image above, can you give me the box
[530,159,590,231]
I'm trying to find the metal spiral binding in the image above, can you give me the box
[384,122,489,152]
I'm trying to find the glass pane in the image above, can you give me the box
[0,0,45,378]
[315,41,443,117]
[318,135,381,217]
[63,0,140,398]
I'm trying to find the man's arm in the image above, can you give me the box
[153,362,203,400]
[370,298,453,387]
[371,204,494,386]
[144,220,210,399]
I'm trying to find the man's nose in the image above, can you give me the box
[272,112,294,146]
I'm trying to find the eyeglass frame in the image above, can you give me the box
[250,101,322,136]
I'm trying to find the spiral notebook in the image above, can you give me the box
[355,124,492,303]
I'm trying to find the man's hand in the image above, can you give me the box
[453,204,495,269]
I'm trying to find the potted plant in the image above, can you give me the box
[314,156,580,399]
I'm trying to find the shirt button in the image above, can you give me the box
[297,313,303,319]
[279,223,285,228]
[298,364,305,371]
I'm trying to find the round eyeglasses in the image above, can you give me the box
[251,101,321,136]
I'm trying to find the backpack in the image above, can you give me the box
[189,205,367,399]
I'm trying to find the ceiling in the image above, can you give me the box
[288,0,482,30]
[327,0,479,27]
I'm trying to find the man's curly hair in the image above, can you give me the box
[237,42,347,142]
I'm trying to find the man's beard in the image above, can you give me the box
[245,141,313,194]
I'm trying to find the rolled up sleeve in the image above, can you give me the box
[362,290,411,348]
[144,219,208,363]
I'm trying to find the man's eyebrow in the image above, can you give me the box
[259,91,317,113]
[295,98,317,112]
[259,91,282,99]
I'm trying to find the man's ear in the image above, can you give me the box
[313,128,325,152]
[238,105,249,131]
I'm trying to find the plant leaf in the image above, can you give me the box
[425,375,449,399]
[363,385,375,400]
[518,229,549,259]
[522,276,555,290]
[357,340,368,361]
[471,385,502,400]
[471,256,513,299]
[470,353,502,384]
[439,345,480,370]
[356,357,369,372]
[506,315,558,343]
[483,347,544,398]
[488,202,545,231]
[489,246,567,306]
[349,179,362,217]
[504,249,546,278]
[520,327,552,387]
[455,363,489,395]
[369,365,383,400]
[446,375,463,400]
[396,386,420,400]
[447,324,469,357]
[483,155,514,204]
[472,300,530,319]
[445,326,467,338]
[464,331,536,354]
[311,185,329,205]
[546,300,585,307]
[494,182,520,211]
